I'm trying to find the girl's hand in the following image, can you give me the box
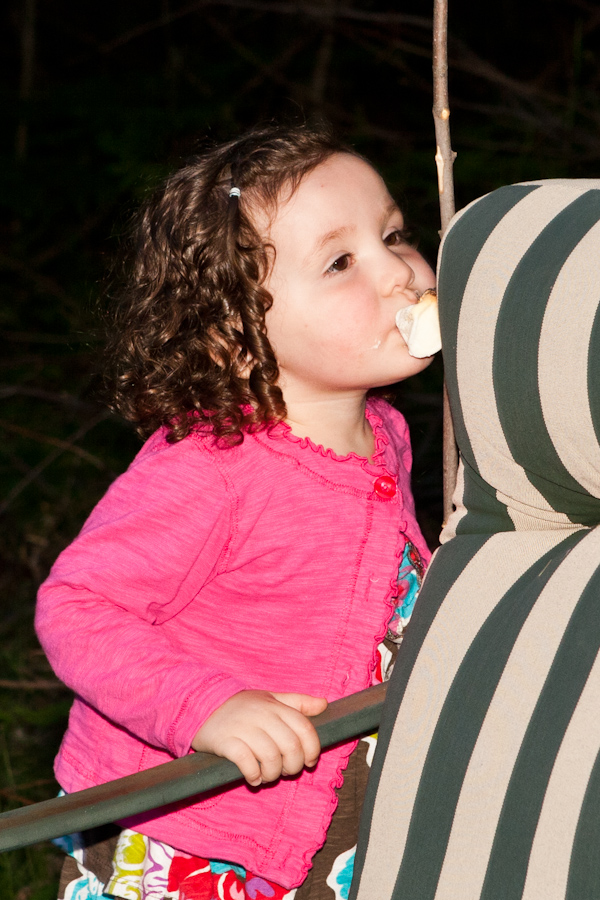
[191,690,328,786]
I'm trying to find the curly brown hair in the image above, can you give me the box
[107,124,356,444]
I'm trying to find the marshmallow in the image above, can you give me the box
[395,289,441,358]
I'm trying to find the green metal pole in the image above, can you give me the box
[0,682,387,853]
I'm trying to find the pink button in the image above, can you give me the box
[373,474,396,499]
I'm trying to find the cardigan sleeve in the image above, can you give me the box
[35,434,248,758]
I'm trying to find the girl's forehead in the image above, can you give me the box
[259,154,394,235]
[291,153,385,201]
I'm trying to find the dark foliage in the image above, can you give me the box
[1,1,599,895]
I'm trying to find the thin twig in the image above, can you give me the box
[449,37,600,128]
[0,410,111,517]
[338,25,433,95]
[311,30,334,111]
[2,795,37,808]
[0,608,35,637]
[0,253,70,303]
[432,0,456,232]
[202,13,409,144]
[211,1,432,28]
[0,680,66,691]
[95,1,432,56]
[33,207,111,268]
[15,0,36,161]
[432,0,458,524]
[221,33,310,98]
[0,418,107,470]
[0,331,94,344]
[0,386,99,412]
[0,779,55,798]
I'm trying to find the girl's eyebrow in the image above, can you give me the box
[303,201,402,266]
[317,225,353,253]
[384,200,403,222]
[302,225,355,266]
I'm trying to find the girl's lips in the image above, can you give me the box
[395,289,441,358]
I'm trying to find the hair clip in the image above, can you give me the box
[229,187,241,198]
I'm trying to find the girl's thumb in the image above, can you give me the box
[273,693,328,716]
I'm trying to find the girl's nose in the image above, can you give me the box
[382,252,415,298]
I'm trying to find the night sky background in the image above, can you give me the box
[2,1,600,895]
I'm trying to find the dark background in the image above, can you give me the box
[2,2,599,896]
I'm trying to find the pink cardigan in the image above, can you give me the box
[35,398,430,888]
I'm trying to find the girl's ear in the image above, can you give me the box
[261,241,277,284]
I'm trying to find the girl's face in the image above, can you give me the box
[261,153,436,405]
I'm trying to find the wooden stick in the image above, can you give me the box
[432,0,458,524]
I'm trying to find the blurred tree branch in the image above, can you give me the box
[0,387,98,412]
[0,411,111,517]
[0,419,108,470]
[15,0,35,161]
[0,254,70,303]
[219,33,311,99]
[309,0,335,113]
[0,682,64,692]
[202,12,411,143]
[94,1,432,57]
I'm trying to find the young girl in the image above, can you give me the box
[36,124,436,900]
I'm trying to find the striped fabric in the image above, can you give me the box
[350,180,600,900]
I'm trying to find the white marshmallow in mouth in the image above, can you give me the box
[395,289,441,358]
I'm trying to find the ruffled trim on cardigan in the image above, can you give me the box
[266,401,390,468]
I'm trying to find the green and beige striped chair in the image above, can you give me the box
[350,180,600,900]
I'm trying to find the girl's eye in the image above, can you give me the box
[327,254,352,274]
[384,228,411,247]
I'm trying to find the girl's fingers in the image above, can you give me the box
[272,693,327,768]
[218,736,263,786]
[249,719,306,781]
[226,717,310,782]
[273,693,328,718]
[263,719,306,778]
[191,690,328,783]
